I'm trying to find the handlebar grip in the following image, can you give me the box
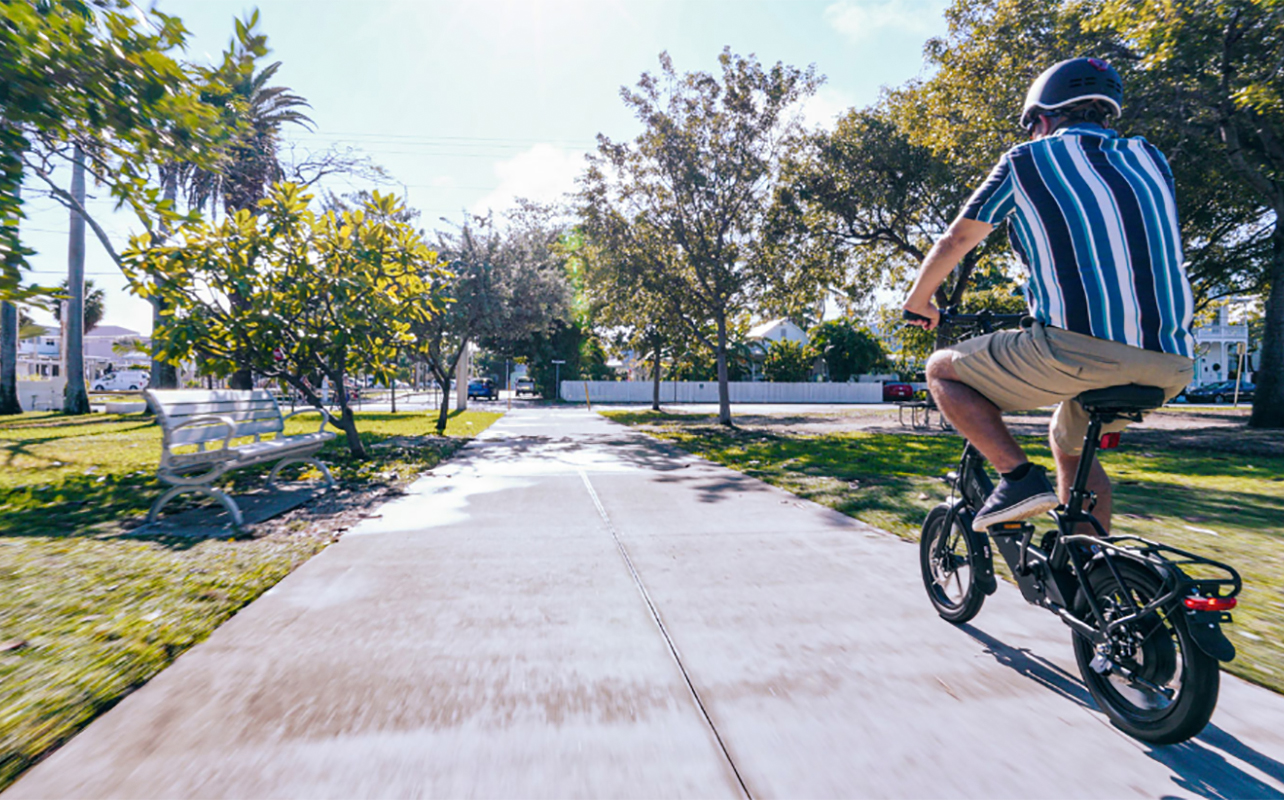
[902,310,932,323]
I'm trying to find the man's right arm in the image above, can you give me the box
[903,217,993,330]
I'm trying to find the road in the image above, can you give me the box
[9,406,1284,798]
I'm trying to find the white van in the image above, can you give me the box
[91,371,149,391]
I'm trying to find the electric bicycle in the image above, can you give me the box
[909,310,1241,744]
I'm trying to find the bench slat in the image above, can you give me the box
[168,418,284,446]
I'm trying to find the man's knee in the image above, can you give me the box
[926,350,961,384]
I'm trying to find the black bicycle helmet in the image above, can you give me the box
[1020,57,1123,130]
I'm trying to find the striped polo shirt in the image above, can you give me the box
[960,124,1194,358]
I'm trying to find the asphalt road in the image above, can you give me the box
[9,406,1284,798]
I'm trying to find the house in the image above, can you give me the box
[17,324,150,379]
[745,318,815,381]
[1191,305,1255,387]
[746,318,809,346]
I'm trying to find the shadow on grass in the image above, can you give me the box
[0,415,478,542]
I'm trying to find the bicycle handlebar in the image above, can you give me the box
[901,308,1026,329]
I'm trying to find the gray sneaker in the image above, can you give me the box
[972,464,1060,532]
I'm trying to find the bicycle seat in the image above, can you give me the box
[1077,384,1167,414]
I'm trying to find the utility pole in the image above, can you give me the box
[63,145,89,414]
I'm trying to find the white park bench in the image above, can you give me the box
[144,389,338,528]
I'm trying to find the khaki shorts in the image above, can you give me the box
[950,321,1194,456]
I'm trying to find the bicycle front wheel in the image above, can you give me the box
[920,503,985,623]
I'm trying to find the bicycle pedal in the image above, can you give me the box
[989,521,1034,535]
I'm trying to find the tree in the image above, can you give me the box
[579,49,822,426]
[780,104,1007,324]
[51,277,104,334]
[413,204,570,433]
[125,184,447,458]
[808,319,886,382]
[889,0,1277,423]
[1087,0,1284,426]
[761,339,816,382]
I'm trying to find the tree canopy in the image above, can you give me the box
[579,49,823,425]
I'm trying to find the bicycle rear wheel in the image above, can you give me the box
[920,504,985,623]
[1073,560,1219,744]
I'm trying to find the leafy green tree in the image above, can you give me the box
[1,0,221,300]
[1086,0,1284,426]
[125,184,446,458]
[579,49,822,426]
[780,105,1000,316]
[762,339,817,382]
[413,204,570,432]
[891,0,1277,422]
[808,320,887,382]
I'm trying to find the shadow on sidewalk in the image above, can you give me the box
[959,624,1284,800]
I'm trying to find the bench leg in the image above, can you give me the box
[148,484,244,528]
[266,457,336,490]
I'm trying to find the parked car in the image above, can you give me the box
[515,377,536,397]
[468,378,498,400]
[1183,380,1255,404]
[883,381,914,402]
[91,370,149,392]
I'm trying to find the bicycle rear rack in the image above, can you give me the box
[1059,533,1241,638]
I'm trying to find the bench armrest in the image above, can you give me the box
[169,414,238,452]
[282,405,336,433]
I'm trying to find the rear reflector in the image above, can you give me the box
[1100,432,1122,449]
[1184,596,1237,611]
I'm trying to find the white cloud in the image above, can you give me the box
[800,86,856,131]
[471,144,589,215]
[823,0,946,42]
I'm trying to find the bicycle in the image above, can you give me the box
[907,309,1241,744]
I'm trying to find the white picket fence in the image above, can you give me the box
[560,380,884,404]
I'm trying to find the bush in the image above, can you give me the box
[762,339,817,382]
[809,320,887,381]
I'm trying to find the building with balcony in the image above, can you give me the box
[1191,306,1252,387]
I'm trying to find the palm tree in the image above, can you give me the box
[184,50,313,216]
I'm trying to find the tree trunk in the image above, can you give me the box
[0,301,19,414]
[150,169,179,393]
[434,370,451,434]
[715,313,732,426]
[335,403,366,459]
[651,344,662,412]
[63,145,89,415]
[1249,224,1284,429]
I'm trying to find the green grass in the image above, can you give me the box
[0,408,500,790]
[603,409,1284,695]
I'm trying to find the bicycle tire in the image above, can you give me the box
[1073,561,1219,744]
[920,504,985,623]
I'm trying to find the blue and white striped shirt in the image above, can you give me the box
[961,124,1194,358]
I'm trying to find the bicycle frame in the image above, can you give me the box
[945,411,1241,650]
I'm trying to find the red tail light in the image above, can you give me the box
[1184,596,1237,611]
[1099,432,1122,449]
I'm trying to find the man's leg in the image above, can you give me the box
[926,350,1026,472]
[1050,429,1112,535]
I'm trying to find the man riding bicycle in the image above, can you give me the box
[903,57,1195,534]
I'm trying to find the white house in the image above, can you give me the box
[1191,306,1252,387]
[746,318,809,346]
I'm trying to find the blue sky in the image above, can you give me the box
[21,0,950,331]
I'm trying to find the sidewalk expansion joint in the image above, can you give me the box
[578,469,752,800]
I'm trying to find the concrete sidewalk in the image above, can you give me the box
[10,407,1284,798]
